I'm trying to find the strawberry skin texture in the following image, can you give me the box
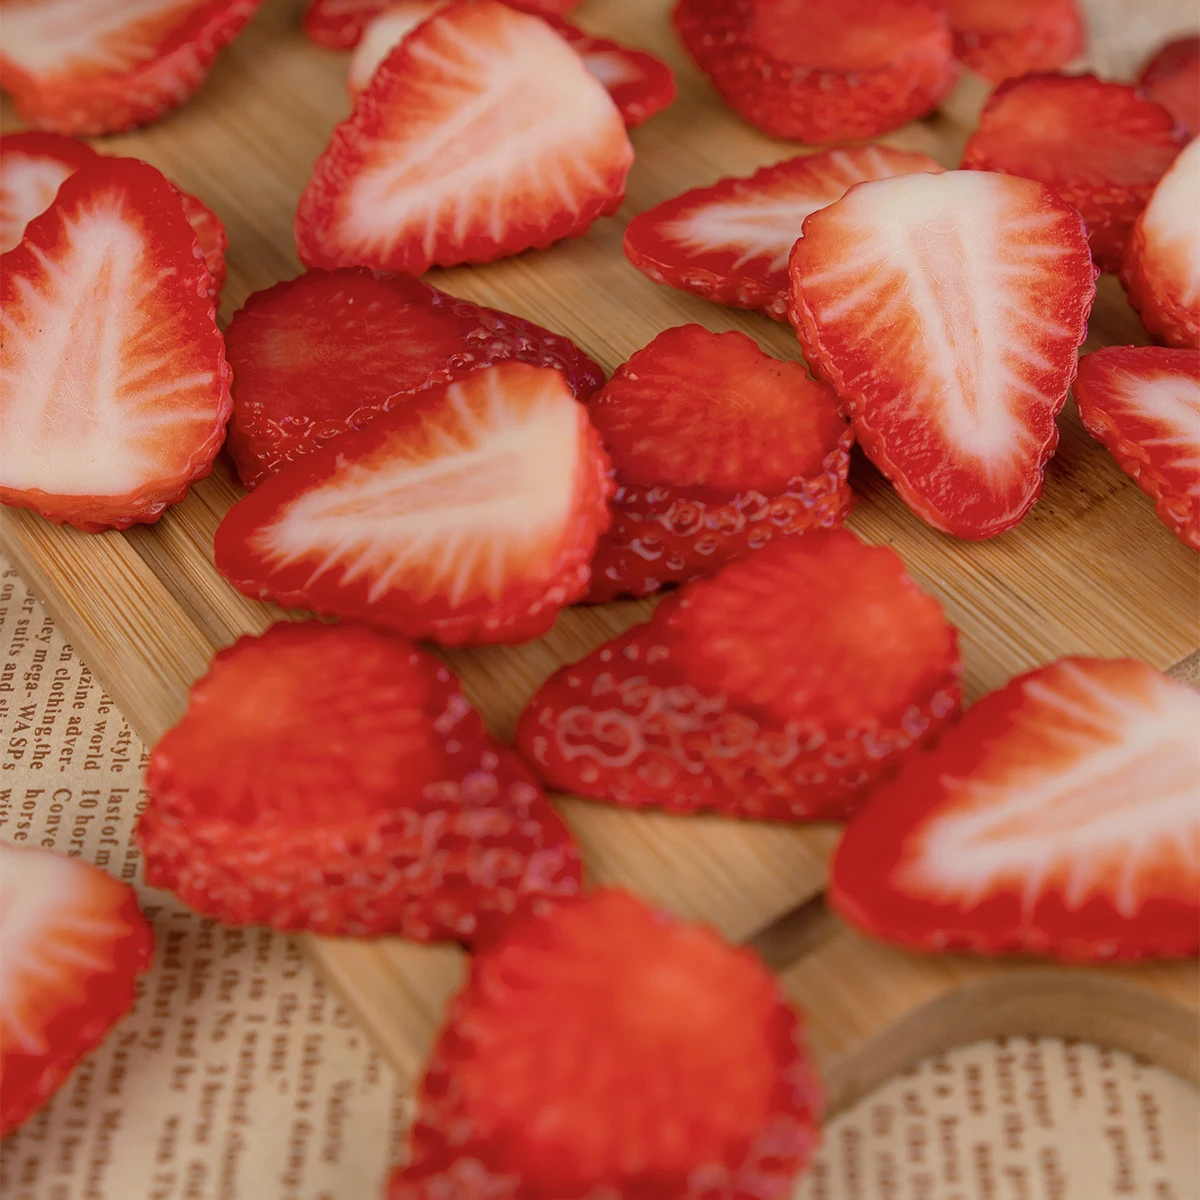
[1,845,153,1135]
[1139,35,1200,136]
[831,658,1200,962]
[945,0,1083,83]
[388,890,823,1200]
[304,0,576,48]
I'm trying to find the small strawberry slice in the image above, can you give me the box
[518,531,961,821]
[961,73,1188,273]
[0,0,264,136]
[387,889,822,1199]
[223,268,605,490]
[944,0,1083,83]
[303,0,575,48]
[1139,35,1200,136]
[215,362,612,646]
[295,0,633,273]
[0,844,153,1135]
[788,170,1095,539]
[584,325,853,601]
[624,146,945,321]
[141,622,581,939]
[0,157,232,533]
[673,0,958,143]
[831,657,1200,962]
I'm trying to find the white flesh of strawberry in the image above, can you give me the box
[348,2,446,96]
[0,154,75,254]
[1139,137,1200,312]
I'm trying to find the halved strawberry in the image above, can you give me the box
[788,170,1095,539]
[0,157,232,533]
[215,363,612,646]
[584,325,852,601]
[295,0,632,273]
[303,0,575,48]
[944,0,1083,83]
[518,531,961,821]
[387,889,822,1199]
[961,73,1188,273]
[1139,35,1200,136]
[624,146,945,321]
[831,657,1200,962]
[0,0,264,136]
[673,0,958,143]
[0,844,153,1135]
[141,622,581,940]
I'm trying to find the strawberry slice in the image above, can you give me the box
[303,0,575,48]
[584,325,853,602]
[1073,346,1200,551]
[961,73,1189,274]
[944,0,1083,83]
[1139,35,1200,136]
[673,0,958,143]
[387,889,823,1199]
[788,170,1095,540]
[223,268,605,490]
[214,362,612,646]
[518,531,961,821]
[0,157,232,533]
[141,622,581,939]
[295,0,633,273]
[0,844,153,1135]
[624,146,945,321]
[0,0,264,136]
[831,658,1200,962]
[176,188,228,302]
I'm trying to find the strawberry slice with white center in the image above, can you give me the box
[788,170,1096,539]
[0,157,232,532]
[831,657,1200,961]
[295,0,633,274]
[214,362,612,646]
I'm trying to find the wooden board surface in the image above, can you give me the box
[3,0,1198,1105]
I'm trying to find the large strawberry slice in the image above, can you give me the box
[215,363,612,646]
[0,0,264,136]
[0,157,232,533]
[584,325,852,602]
[831,657,1200,962]
[961,73,1188,274]
[1,844,153,1135]
[518,531,961,821]
[303,0,575,48]
[1139,35,1200,136]
[141,622,581,940]
[387,889,822,1199]
[673,0,958,143]
[295,0,633,273]
[624,146,945,321]
[788,170,1095,540]
[223,268,605,489]
[944,0,1083,83]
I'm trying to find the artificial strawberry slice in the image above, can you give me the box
[387,889,822,1199]
[584,325,853,601]
[961,73,1188,273]
[140,622,581,940]
[831,657,1200,962]
[1139,35,1200,136]
[0,157,231,533]
[215,363,612,646]
[518,531,961,821]
[944,0,1083,83]
[303,0,575,48]
[0,844,153,1135]
[0,0,264,136]
[789,170,1095,539]
[624,146,945,321]
[295,0,633,273]
[673,0,958,143]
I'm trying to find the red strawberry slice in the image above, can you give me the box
[1073,346,1200,551]
[140,622,581,940]
[0,157,232,533]
[831,657,1200,962]
[303,0,575,48]
[215,362,612,646]
[295,0,633,274]
[944,0,1083,83]
[223,268,605,490]
[0,0,264,136]
[584,324,853,601]
[1139,35,1200,136]
[387,889,823,1199]
[0,844,153,1135]
[673,0,958,143]
[624,146,945,321]
[518,531,962,821]
[961,73,1189,274]
[788,170,1095,540]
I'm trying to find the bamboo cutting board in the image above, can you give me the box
[2,0,1198,1109]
